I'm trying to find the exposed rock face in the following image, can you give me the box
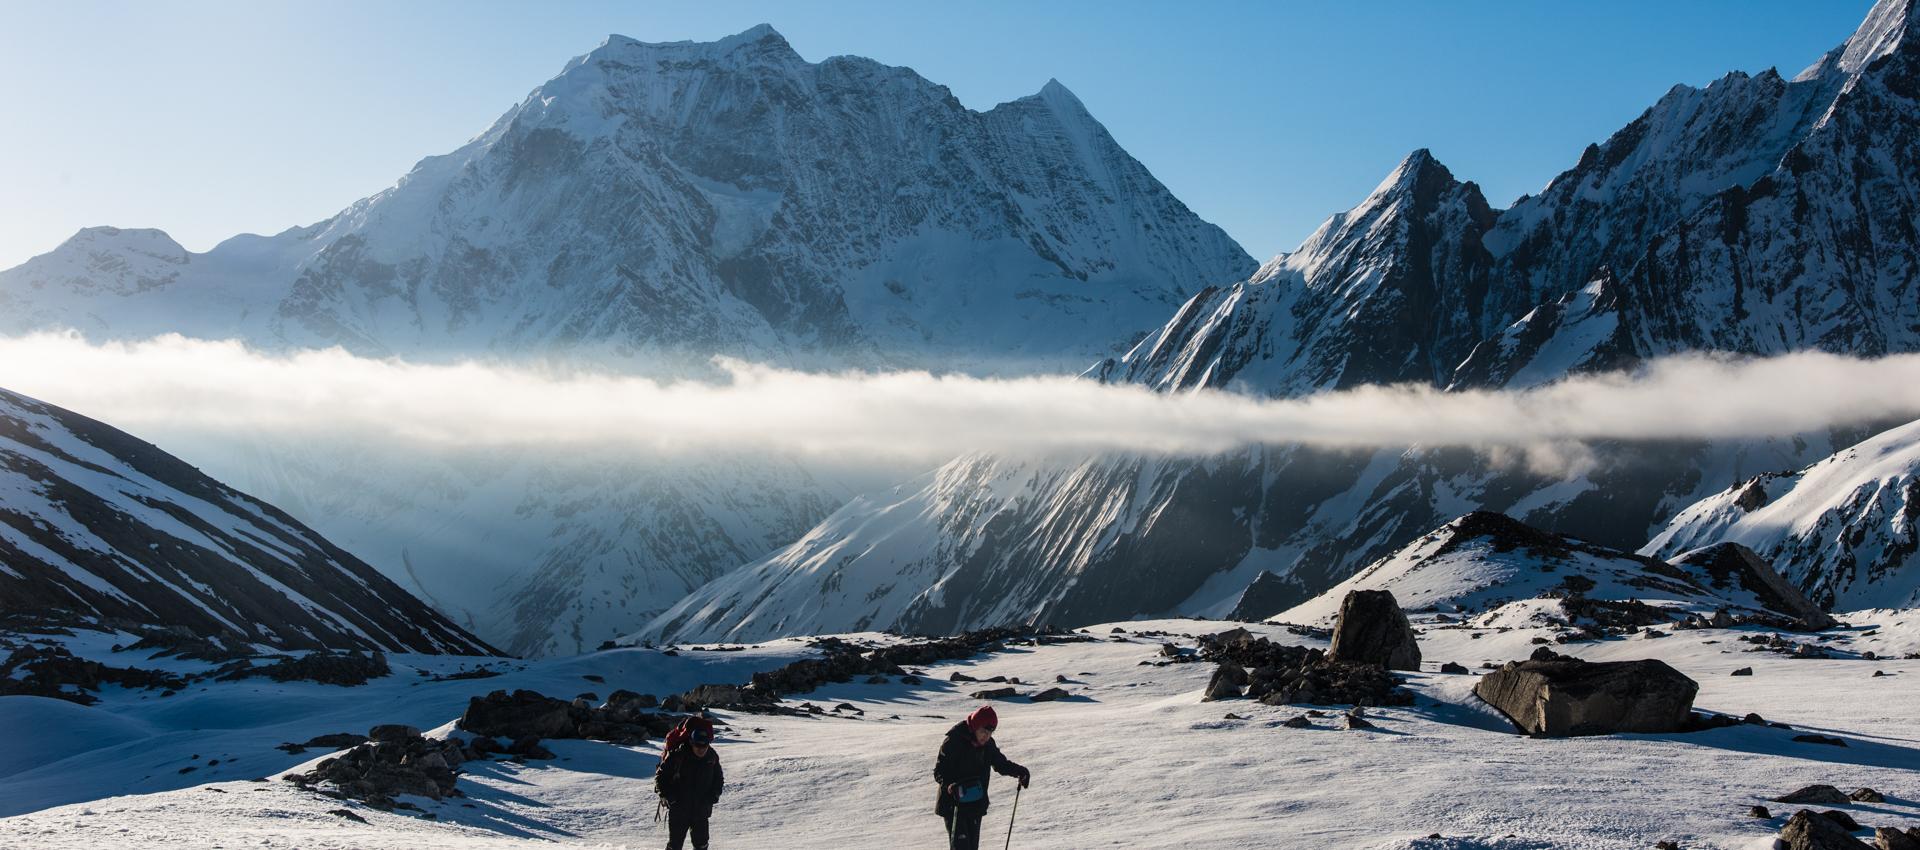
[1649,418,1920,612]
[1473,657,1698,736]
[1227,571,1295,622]
[0,389,494,656]
[1672,543,1837,629]
[1326,590,1421,671]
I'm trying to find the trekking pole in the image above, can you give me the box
[1002,784,1022,850]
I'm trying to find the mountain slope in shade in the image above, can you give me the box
[649,0,1920,643]
[1645,417,1920,611]
[0,389,495,655]
[1276,511,1828,628]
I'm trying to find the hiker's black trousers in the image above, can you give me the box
[666,809,709,850]
[944,810,983,850]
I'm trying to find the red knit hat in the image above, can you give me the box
[966,705,998,733]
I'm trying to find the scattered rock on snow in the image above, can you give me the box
[1793,734,1849,747]
[970,688,1019,700]
[1282,715,1313,729]
[1732,667,1754,676]
[1028,687,1070,702]
[1849,788,1884,803]
[1439,662,1470,674]
[1749,805,1772,819]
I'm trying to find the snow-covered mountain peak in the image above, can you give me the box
[52,226,189,263]
[591,24,799,66]
[1799,0,1916,80]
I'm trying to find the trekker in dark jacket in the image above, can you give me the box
[932,705,1029,850]
[656,716,724,850]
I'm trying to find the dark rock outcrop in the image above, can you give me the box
[1326,590,1421,671]
[1226,571,1295,622]
[1204,662,1249,701]
[1473,657,1698,735]
[283,728,469,809]
[1675,543,1837,630]
[1778,809,1872,849]
[1198,630,1413,707]
[1774,786,1850,805]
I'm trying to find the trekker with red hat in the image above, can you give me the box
[932,705,1030,850]
[655,716,724,850]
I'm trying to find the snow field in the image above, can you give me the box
[6,615,1920,848]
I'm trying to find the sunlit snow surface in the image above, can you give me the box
[5,614,1920,849]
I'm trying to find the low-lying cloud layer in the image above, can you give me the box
[4,332,1919,463]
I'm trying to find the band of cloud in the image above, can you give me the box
[4,332,1918,462]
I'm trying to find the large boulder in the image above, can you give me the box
[1778,810,1873,849]
[1326,590,1421,671]
[1473,657,1698,736]
[1203,662,1249,701]
[458,689,578,739]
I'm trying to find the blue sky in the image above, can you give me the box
[0,1,1877,271]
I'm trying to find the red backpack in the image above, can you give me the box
[661,716,715,757]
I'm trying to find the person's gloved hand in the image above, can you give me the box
[946,783,963,799]
[1017,768,1031,789]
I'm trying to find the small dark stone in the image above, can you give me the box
[1732,667,1754,676]
[1792,734,1848,747]
[1848,787,1883,803]
[970,687,1019,700]
[1439,662,1470,674]
[328,809,368,824]
[1749,805,1772,819]
[1282,715,1312,729]
[1028,687,1070,702]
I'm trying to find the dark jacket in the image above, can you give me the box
[932,721,1025,817]
[656,744,724,815]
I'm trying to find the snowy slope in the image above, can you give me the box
[1276,511,1820,627]
[0,389,492,655]
[0,26,1254,656]
[8,613,1920,848]
[658,0,1920,643]
[1647,417,1920,612]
